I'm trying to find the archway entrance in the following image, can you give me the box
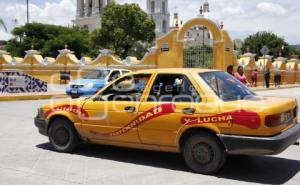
[177,18,224,70]
[155,18,235,70]
[183,25,213,68]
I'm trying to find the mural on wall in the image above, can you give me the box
[0,71,47,93]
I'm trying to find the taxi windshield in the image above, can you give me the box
[83,70,110,79]
[199,71,256,101]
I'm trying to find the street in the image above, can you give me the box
[0,88,300,185]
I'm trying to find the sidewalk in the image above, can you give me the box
[251,84,300,91]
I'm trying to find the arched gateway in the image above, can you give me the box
[155,18,236,70]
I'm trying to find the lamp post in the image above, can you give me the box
[26,0,29,24]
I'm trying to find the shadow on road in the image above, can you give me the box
[37,143,300,184]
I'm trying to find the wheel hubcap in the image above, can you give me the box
[192,143,214,165]
[53,127,70,147]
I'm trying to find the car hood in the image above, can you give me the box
[42,97,86,111]
[70,78,106,86]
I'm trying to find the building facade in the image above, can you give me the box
[146,0,170,37]
[73,0,115,32]
[185,0,213,47]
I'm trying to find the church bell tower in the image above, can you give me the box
[147,0,170,37]
[73,0,115,32]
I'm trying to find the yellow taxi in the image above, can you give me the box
[34,68,300,174]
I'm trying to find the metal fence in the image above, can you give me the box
[184,45,213,69]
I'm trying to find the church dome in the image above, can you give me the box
[197,1,220,27]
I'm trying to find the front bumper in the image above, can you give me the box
[218,123,300,155]
[34,117,48,136]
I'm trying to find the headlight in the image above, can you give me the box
[85,83,94,88]
[37,108,45,118]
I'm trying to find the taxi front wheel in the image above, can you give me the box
[49,118,79,153]
[182,133,227,174]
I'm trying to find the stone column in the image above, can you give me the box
[99,0,106,14]
[92,0,100,16]
[76,0,84,18]
[85,0,91,16]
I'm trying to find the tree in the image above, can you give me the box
[92,3,156,59]
[0,18,7,32]
[6,23,91,58]
[241,31,289,59]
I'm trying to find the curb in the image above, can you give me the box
[252,85,300,92]
[0,93,68,101]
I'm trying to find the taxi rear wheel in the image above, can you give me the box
[182,133,227,174]
[49,118,79,153]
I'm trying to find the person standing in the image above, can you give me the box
[264,68,271,88]
[274,69,281,88]
[235,66,249,85]
[227,65,234,76]
[251,69,258,87]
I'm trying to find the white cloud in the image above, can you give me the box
[4,0,75,27]
[0,0,300,44]
[221,7,244,16]
[0,30,13,40]
[257,2,286,15]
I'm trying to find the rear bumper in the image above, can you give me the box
[34,117,48,136]
[218,123,300,155]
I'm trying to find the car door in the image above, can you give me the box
[138,73,209,146]
[81,73,153,143]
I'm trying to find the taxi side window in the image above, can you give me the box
[147,74,201,102]
[96,74,151,101]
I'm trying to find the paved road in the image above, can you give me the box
[0,88,300,185]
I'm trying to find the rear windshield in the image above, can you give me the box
[83,70,110,79]
[199,71,256,101]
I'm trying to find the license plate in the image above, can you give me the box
[71,89,78,94]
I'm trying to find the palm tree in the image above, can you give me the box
[0,18,7,32]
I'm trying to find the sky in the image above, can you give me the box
[0,0,299,44]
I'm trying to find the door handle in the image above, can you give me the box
[182,108,195,115]
[124,106,136,113]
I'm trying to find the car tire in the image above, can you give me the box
[48,118,79,153]
[182,132,227,174]
[71,95,79,99]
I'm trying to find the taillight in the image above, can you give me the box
[294,106,298,118]
[265,110,295,127]
[265,114,282,127]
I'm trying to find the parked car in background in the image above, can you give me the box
[66,68,130,98]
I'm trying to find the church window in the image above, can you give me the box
[83,25,89,31]
[88,0,92,16]
[151,1,155,13]
[162,1,166,14]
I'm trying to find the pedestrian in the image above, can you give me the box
[227,65,234,76]
[251,68,258,87]
[264,68,271,88]
[274,69,281,88]
[235,66,249,85]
